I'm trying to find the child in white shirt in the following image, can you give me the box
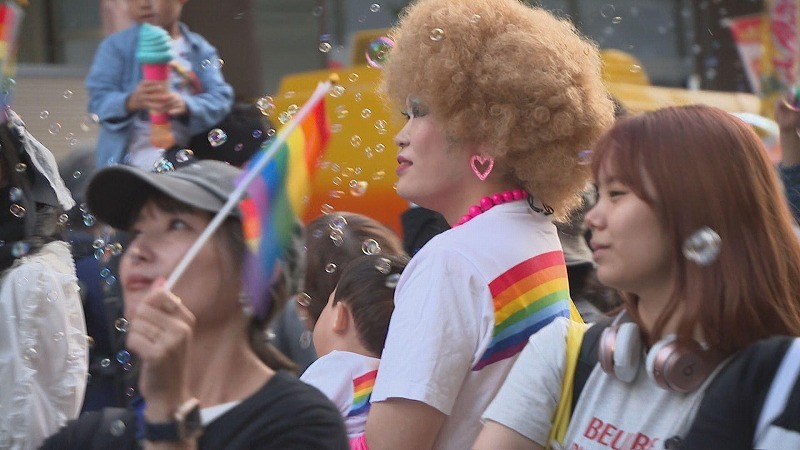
[301,254,406,440]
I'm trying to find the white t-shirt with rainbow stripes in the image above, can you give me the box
[300,350,379,439]
[372,200,572,450]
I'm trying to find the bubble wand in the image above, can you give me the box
[165,81,332,290]
[137,23,175,149]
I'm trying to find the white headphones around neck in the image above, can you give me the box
[598,311,722,393]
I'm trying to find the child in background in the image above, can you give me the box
[86,0,233,168]
[301,254,406,441]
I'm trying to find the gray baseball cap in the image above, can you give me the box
[87,159,242,229]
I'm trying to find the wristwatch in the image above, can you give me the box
[143,397,203,442]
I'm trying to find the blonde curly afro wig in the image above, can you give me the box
[381,0,614,218]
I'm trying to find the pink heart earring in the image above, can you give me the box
[470,155,494,181]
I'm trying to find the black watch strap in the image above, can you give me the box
[144,421,183,441]
[143,398,202,442]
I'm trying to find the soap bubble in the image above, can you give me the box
[207,128,227,147]
[175,149,193,162]
[349,180,368,197]
[329,85,345,98]
[152,158,175,173]
[63,90,74,99]
[10,204,25,218]
[116,350,131,364]
[429,28,445,41]
[11,242,29,257]
[682,227,721,266]
[600,4,615,18]
[385,273,400,288]
[362,238,381,255]
[329,215,348,230]
[365,37,394,69]
[370,4,380,13]
[325,263,337,273]
[335,105,349,119]
[256,96,276,116]
[578,150,592,165]
[375,257,392,274]
[8,187,21,202]
[114,318,129,333]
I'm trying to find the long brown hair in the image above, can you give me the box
[591,105,800,355]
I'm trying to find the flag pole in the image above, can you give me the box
[165,81,332,290]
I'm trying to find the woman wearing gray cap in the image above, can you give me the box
[43,159,347,449]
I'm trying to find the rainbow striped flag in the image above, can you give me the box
[0,1,22,117]
[474,250,573,371]
[348,370,378,417]
[239,96,330,318]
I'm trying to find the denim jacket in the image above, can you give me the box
[86,23,233,167]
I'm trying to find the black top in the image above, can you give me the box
[682,336,797,450]
[42,371,349,449]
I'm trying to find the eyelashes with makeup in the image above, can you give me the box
[401,105,428,120]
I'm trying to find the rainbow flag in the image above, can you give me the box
[473,250,572,371]
[0,1,22,117]
[239,96,330,318]
[348,370,378,417]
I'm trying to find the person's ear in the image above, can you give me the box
[332,301,352,334]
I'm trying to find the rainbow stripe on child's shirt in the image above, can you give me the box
[348,369,378,417]
[473,250,571,371]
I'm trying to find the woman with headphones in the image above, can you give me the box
[474,105,800,450]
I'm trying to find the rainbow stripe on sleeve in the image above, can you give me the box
[473,250,571,371]
[348,369,378,417]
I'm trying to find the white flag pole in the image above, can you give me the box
[165,81,332,290]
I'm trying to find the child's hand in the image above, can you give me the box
[163,91,188,117]
[127,79,169,112]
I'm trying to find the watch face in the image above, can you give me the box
[144,398,203,442]
[177,399,203,440]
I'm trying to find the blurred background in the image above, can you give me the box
[12,0,790,232]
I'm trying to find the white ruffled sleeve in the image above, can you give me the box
[0,241,87,449]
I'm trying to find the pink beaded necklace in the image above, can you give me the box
[452,188,529,227]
